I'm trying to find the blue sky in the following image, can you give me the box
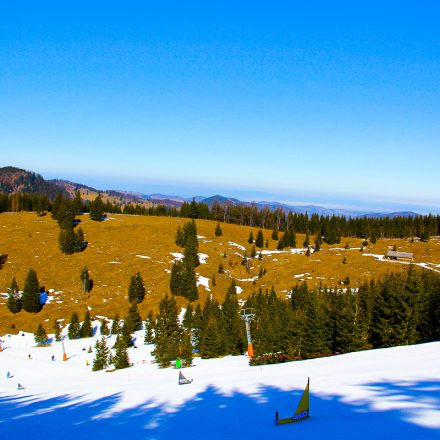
[1,1,439,213]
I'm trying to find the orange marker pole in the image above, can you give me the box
[247,343,254,358]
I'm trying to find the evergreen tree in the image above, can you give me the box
[250,246,257,258]
[215,222,223,237]
[277,236,284,251]
[248,231,254,244]
[80,266,93,293]
[92,337,110,371]
[58,226,77,254]
[180,330,193,367]
[212,273,216,286]
[315,232,323,252]
[68,312,81,339]
[255,230,264,248]
[111,315,121,335]
[125,303,143,332]
[100,319,110,336]
[144,311,155,344]
[188,198,199,219]
[175,225,184,246]
[271,225,279,240]
[153,294,180,367]
[7,277,22,314]
[80,310,93,338]
[218,262,225,274]
[303,232,310,248]
[183,233,200,268]
[53,320,62,341]
[89,194,105,221]
[128,272,146,304]
[113,336,130,369]
[287,228,297,247]
[121,320,134,347]
[222,282,244,355]
[72,190,83,215]
[183,261,199,301]
[74,227,85,252]
[420,229,430,242]
[22,268,41,313]
[34,323,48,345]
[200,317,223,358]
[182,304,194,331]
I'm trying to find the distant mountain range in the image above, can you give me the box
[0,166,421,218]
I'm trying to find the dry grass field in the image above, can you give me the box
[1,212,440,334]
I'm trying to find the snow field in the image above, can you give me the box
[0,325,439,439]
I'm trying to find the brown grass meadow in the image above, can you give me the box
[1,212,439,334]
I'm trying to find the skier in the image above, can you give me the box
[6,371,11,379]
[28,354,31,360]
[17,383,25,390]
[51,355,55,361]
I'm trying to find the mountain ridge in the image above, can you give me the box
[0,166,421,218]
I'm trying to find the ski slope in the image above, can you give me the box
[0,326,439,439]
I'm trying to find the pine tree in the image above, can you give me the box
[89,194,105,221]
[153,294,180,367]
[180,330,193,367]
[22,268,41,313]
[58,226,77,254]
[68,312,81,339]
[128,272,146,303]
[144,311,155,344]
[111,315,121,335]
[250,246,257,258]
[183,261,199,301]
[121,320,134,347]
[315,232,323,252]
[182,304,193,331]
[189,198,199,219]
[34,323,48,345]
[80,310,93,338]
[255,230,264,248]
[248,231,254,244]
[72,190,83,215]
[212,273,216,286]
[215,222,223,237]
[200,317,223,358]
[175,225,184,246]
[80,266,92,293]
[113,336,130,369]
[7,277,22,314]
[277,236,284,250]
[92,337,110,371]
[222,282,244,355]
[183,233,200,268]
[303,232,310,248]
[74,227,85,252]
[100,319,110,336]
[53,320,62,341]
[271,225,279,241]
[218,262,224,274]
[287,228,297,247]
[125,303,143,332]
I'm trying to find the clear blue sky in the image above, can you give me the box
[1,1,439,213]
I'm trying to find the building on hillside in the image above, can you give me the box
[385,251,414,262]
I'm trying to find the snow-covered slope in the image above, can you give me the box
[0,326,439,439]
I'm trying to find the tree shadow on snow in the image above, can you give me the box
[0,379,439,440]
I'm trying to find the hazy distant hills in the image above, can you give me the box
[0,166,420,218]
